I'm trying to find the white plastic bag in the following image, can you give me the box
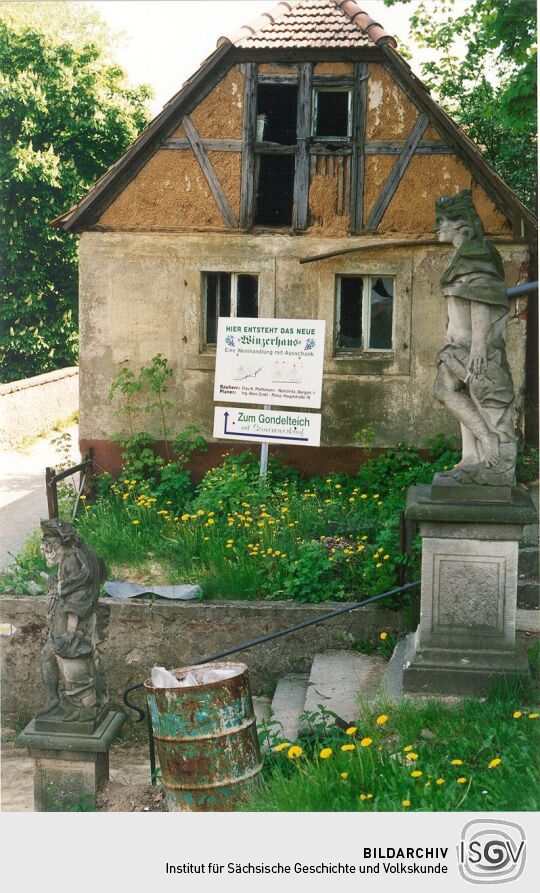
[151,664,240,688]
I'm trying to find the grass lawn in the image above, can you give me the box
[246,681,540,812]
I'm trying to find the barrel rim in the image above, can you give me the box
[144,660,249,693]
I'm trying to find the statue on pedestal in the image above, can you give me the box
[38,519,109,724]
[433,188,516,487]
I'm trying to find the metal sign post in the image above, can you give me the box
[259,405,270,484]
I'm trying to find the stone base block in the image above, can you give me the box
[431,474,512,504]
[16,710,125,812]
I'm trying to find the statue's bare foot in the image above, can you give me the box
[439,460,475,478]
[36,697,60,717]
[480,432,500,467]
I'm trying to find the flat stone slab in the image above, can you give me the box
[516,608,540,634]
[270,674,309,742]
[431,473,511,504]
[406,485,537,525]
[16,710,126,754]
[303,651,387,724]
[518,547,539,577]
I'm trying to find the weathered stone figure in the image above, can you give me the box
[433,189,516,487]
[38,519,109,723]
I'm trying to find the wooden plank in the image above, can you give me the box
[240,62,257,229]
[254,143,297,155]
[292,62,312,231]
[312,76,354,87]
[367,112,430,230]
[349,61,368,232]
[257,73,298,85]
[337,156,344,215]
[364,139,452,155]
[310,144,353,155]
[183,115,238,228]
[163,138,243,151]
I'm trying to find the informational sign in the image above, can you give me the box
[213,406,321,447]
[213,317,325,408]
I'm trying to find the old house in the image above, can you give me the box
[52,0,536,475]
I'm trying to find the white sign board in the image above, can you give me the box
[213,317,325,408]
[213,406,321,447]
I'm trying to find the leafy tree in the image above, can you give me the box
[384,0,537,210]
[0,2,152,382]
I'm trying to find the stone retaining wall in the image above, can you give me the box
[0,367,78,447]
[0,595,408,723]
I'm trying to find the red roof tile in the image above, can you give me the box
[219,0,396,50]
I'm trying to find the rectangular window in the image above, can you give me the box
[336,275,394,352]
[313,89,351,138]
[256,84,298,144]
[254,154,295,226]
[203,273,258,345]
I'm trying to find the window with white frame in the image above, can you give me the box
[335,275,394,353]
[203,272,258,345]
[313,88,352,139]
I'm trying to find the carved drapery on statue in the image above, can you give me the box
[39,519,109,725]
[433,189,516,488]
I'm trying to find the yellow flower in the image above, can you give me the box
[341,744,355,752]
[379,632,388,640]
[181,514,190,521]
[80,495,87,501]
[204,536,209,541]
[488,758,502,769]
[435,778,445,785]
[362,535,368,540]
[360,793,373,801]
[406,753,418,761]
[287,745,303,759]
[425,781,431,787]
[335,484,341,489]
[376,562,383,568]
[457,777,467,784]
[208,511,215,517]
[197,509,205,516]
[528,713,539,719]
[207,518,215,525]
[373,494,379,499]
[345,726,357,735]
[403,745,413,752]
[383,554,390,560]
[319,748,333,759]
[512,711,522,719]
[340,772,349,780]
[376,714,388,725]
[360,737,373,748]
[451,759,463,766]
[272,742,290,752]
[131,520,140,525]
[361,494,368,499]
[402,800,410,807]
[411,770,422,778]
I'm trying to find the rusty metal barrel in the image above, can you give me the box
[144,661,262,811]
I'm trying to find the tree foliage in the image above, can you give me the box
[385,0,537,210]
[0,2,152,382]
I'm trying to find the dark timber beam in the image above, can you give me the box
[293,62,312,231]
[162,138,243,151]
[240,62,257,230]
[183,115,238,228]
[367,112,430,230]
[349,61,368,233]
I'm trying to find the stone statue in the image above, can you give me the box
[38,519,109,724]
[433,189,516,487]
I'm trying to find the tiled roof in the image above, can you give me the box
[219,0,396,50]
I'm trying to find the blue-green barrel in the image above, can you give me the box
[144,662,262,811]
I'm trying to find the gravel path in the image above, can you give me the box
[0,426,79,570]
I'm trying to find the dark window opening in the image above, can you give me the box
[256,84,298,144]
[369,277,394,349]
[254,154,295,227]
[314,89,351,138]
[337,277,363,349]
[204,273,258,345]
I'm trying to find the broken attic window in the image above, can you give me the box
[314,89,351,139]
[336,275,394,352]
[256,83,298,144]
[254,154,295,227]
[203,273,258,345]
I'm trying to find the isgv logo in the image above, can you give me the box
[458,820,526,884]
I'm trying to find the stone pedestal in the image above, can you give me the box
[16,710,126,811]
[401,485,536,696]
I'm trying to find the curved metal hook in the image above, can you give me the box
[122,681,146,722]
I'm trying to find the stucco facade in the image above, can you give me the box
[55,0,535,474]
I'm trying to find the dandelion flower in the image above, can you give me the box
[340,772,349,780]
[403,745,414,753]
[181,514,189,521]
[319,748,333,759]
[376,562,382,568]
[528,713,539,719]
[411,770,422,778]
[512,711,522,719]
[360,737,373,748]
[406,753,418,761]
[376,715,388,725]
[131,520,140,525]
[287,745,303,759]
[380,632,388,640]
[451,759,463,766]
[488,758,502,769]
[436,778,445,785]
[402,800,410,807]
[345,726,357,736]
[272,742,290,752]
[341,744,355,752]
[457,777,467,784]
